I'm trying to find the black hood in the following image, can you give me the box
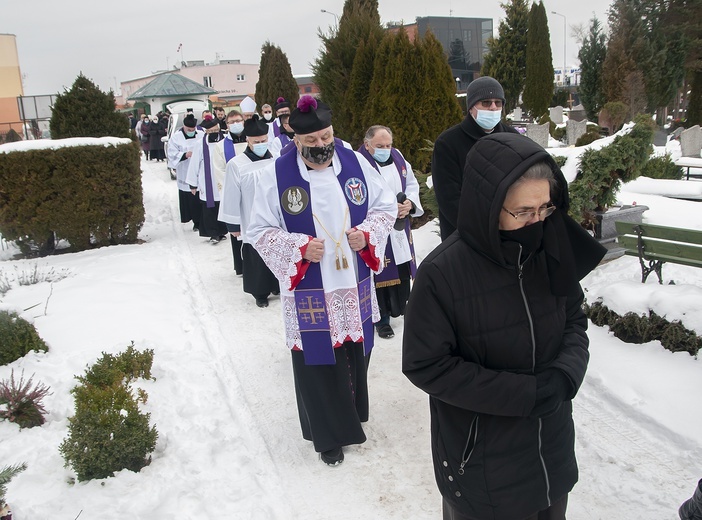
[457,133,605,291]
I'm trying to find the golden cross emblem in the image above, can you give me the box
[298,296,326,325]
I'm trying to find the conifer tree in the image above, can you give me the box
[668,0,702,125]
[50,74,129,139]
[481,0,529,113]
[578,16,607,121]
[347,32,382,146]
[254,41,299,110]
[365,29,462,172]
[522,1,553,119]
[312,0,384,140]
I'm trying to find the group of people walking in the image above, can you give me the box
[154,79,697,520]
[135,112,168,161]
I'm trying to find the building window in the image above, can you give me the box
[236,74,246,82]
[203,76,212,88]
[463,29,472,42]
[305,86,312,93]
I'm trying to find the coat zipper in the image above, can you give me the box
[458,416,479,475]
[516,245,552,507]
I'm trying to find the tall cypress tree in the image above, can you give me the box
[347,31,382,146]
[254,41,299,111]
[578,16,607,121]
[364,28,462,172]
[481,0,529,113]
[668,0,702,126]
[50,74,129,139]
[522,1,553,119]
[312,0,384,140]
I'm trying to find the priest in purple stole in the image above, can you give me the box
[359,125,423,340]
[248,96,396,466]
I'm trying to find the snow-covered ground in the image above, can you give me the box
[1,148,702,519]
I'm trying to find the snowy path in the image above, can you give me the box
[1,159,700,519]
[146,160,701,519]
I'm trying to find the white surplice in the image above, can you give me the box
[167,128,203,192]
[248,150,397,350]
[218,152,274,244]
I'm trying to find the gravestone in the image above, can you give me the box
[526,123,550,148]
[566,120,587,146]
[569,104,586,122]
[680,125,702,157]
[549,106,564,124]
[512,107,523,121]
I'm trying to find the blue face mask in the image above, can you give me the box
[474,109,502,130]
[252,142,269,157]
[185,130,196,137]
[372,148,391,163]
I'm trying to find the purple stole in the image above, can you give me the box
[279,134,291,148]
[223,137,236,163]
[273,119,281,137]
[275,147,374,365]
[357,146,417,286]
[201,135,216,208]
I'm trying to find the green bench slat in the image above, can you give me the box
[618,236,702,265]
[615,221,702,243]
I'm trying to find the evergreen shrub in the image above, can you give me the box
[640,155,683,180]
[0,463,26,508]
[568,114,655,231]
[551,155,567,168]
[0,311,49,366]
[60,345,157,482]
[0,370,51,429]
[0,140,144,257]
[584,301,701,356]
[49,74,129,139]
[77,343,154,388]
[575,129,602,147]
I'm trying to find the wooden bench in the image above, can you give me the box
[615,221,702,283]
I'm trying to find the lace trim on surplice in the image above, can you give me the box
[282,285,379,350]
[355,210,395,274]
[254,229,310,285]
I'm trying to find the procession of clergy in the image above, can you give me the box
[166,93,422,466]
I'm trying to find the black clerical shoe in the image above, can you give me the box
[192,224,199,232]
[255,297,269,308]
[209,237,221,244]
[320,447,344,466]
[377,324,394,339]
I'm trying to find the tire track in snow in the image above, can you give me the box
[570,374,702,520]
[156,170,296,519]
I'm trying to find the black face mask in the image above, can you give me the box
[499,221,544,256]
[300,141,335,165]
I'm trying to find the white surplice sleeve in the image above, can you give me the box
[218,159,242,225]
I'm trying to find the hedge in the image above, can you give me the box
[0,139,144,256]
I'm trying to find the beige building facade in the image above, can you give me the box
[0,34,24,137]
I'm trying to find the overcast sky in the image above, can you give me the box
[4,0,613,97]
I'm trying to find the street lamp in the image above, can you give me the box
[320,9,339,28]
[455,77,461,92]
[551,11,567,87]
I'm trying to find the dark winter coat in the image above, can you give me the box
[149,120,166,151]
[139,121,151,151]
[403,133,605,520]
[432,115,518,240]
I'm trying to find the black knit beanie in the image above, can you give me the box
[465,76,506,110]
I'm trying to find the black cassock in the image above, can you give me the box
[241,243,278,299]
[291,341,370,453]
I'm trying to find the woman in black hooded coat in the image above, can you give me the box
[402,133,606,520]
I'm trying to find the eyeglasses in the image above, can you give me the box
[478,99,503,109]
[502,204,556,222]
